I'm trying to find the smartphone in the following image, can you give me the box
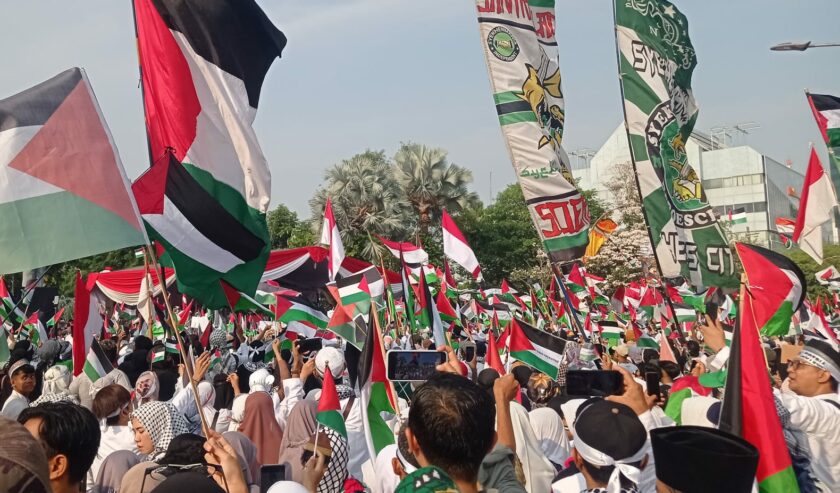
[387,350,447,382]
[461,341,476,362]
[260,464,286,493]
[565,370,623,397]
[645,371,661,398]
[296,338,323,354]
[704,302,719,321]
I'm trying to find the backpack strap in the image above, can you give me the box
[823,399,840,411]
[342,395,355,420]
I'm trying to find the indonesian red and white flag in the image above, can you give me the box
[320,199,345,280]
[72,271,103,376]
[441,209,482,282]
[793,148,838,264]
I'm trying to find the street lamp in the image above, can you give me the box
[770,41,840,52]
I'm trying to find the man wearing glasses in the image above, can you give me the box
[777,338,840,492]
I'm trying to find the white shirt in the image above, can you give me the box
[776,389,840,492]
[86,424,139,491]
[1,390,29,420]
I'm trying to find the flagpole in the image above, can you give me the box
[551,264,588,343]
[0,266,52,330]
[146,245,211,437]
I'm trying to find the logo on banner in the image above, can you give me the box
[487,26,520,62]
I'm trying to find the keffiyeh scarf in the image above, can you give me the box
[131,401,190,460]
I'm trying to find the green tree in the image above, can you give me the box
[49,247,141,297]
[310,150,416,261]
[784,245,840,300]
[458,184,541,285]
[288,221,316,249]
[581,188,608,223]
[266,203,300,249]
[393,143,481,228]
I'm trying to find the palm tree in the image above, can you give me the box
[310,150,415,260]
[393,143,481,226]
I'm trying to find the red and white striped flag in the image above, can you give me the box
[320,199,345,280]
[441,209,482,282]
[793,148,838,264]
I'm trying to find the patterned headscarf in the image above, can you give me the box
[133,371,160,408]
[0,416,51,493]
[130,401,190,460]
[317,429,349,493]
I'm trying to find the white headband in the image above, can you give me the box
[572,424,647,493]
[800,347,840,382]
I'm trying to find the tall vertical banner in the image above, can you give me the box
[475,0,590,262]
[614,0,736,288]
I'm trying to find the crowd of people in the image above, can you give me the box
[0,308,838,493]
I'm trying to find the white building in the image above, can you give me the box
[573,124,835,251]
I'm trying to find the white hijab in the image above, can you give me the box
[528,407,570,466]
[507,401,555,493]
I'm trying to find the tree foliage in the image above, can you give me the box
[784,244,840,300]
[266,204,300,249]
[393,142,481,228]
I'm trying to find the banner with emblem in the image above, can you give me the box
[613,0,737,288]
[474,0,590,262]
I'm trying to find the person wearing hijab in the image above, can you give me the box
[508,399,556,492]
[529,407,570,472]
[89,384,139,490]
[34,339,62,368]
[238,391,283,465]
[223,431,261,492]
[129,401,190,461]
[31,364,78,405]
[0,415,52,493]
[172,380,229,435]
[132,371,159,408]
[92,450,140,493]
[277,400,318,483]
[314,428,349,493]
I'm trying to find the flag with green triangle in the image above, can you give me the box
[736,243,805,337]
[316,363,347,439]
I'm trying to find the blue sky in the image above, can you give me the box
[1,0,839,218]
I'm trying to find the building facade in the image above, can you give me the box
[573,124,835,251]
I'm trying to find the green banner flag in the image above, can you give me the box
[614,0,737,288]
[474,0,590,262]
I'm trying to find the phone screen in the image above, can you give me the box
[387,350,446,381]
[296,338,323,354]
[645,371,661,398]
[565,370,623,397]
[260,465,286,493]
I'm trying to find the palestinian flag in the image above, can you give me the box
[436,290,460,325]
[485,328,505,374]
[221,282,274,318]
[727,208,747,225]
[377,236,428,266]
[164,339,180,354]
[46,307,65,329]
[83,339,114,383]
[131,0,286,308]
[418,267,447,346]
[792,148,838,264]
[599,320,623,347]
[274,295,328,329]
[807,92,840,148]
[333,266,384,319]
[358,315,397,459]
[636,334,660,349]
[320,199,345,280]
[22,313,48,345]
[736,243,805,337]
[72,272,103,376]
[151,346,165,364]
[673,303,696,323]
[441,209,482,281]
[316,362,348,439]
[566,264,587,294]
[0,278,25,324]
[719,292,799,493]
[508,319,567,378]
[400,254,418,332]
[0,68,146,275]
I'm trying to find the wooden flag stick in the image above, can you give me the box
[145,245,211,437]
